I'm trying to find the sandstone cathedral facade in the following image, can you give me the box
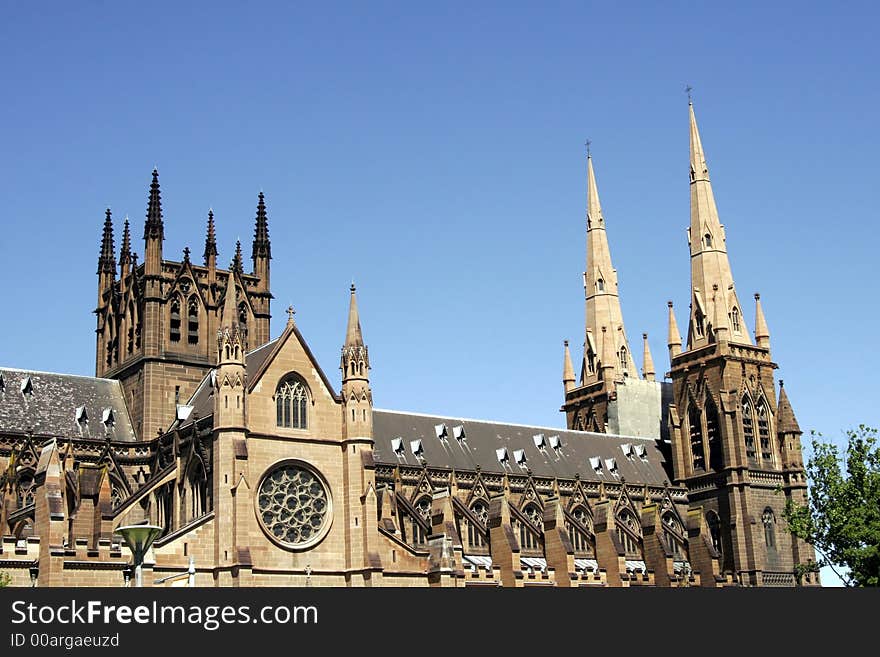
[0,102,818,587]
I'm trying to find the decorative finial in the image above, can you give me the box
[182,246,190,263]
[585,139,591,158]
[564,339,569,347]
[286,305,296,323]
[779,379,784,388]
[350,282,356,293]
[643,333,648,340]
[685,84,693,103]
[755,292,761,301]
[667,300,673,308]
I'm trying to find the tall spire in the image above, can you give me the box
[144,168,163,241]
[776,381,801,435]
[345,283,364,348]
[204,209,218,266]
[667,301,682,358]
[563,340,576,392]
[98,208,116,276]
[583,152,638,383]
[754,293,770,348]
[687,102,750,349]
[119,217,131,267]
[230,240,243,275]
[252,191,271,264]
[642,333,655,382]
[222,274,238,331]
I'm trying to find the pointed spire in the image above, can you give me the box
[204,209,218,265]
[144,168,163,241]
[252,191,271,263]
[98,208,116,275]
[642,333,655,382]
[345,283,364,348]
[230,239,243,274]
[599,326,616,381]
[563,340,576,392]
[222,274,238,331]
[119,217,131,266]
[776,381,801,434]
[754,293,770,348]
[687,102,750,350]
[583,152,638,383]
[667,301,682,358]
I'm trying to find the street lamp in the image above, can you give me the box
[114,524,163,588]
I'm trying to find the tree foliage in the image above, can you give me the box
[0,571,10,588]
[783,425,880,587]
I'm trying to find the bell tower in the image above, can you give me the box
[667,101,817,586]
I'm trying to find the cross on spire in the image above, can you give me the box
[685,84,693,103]
[286,305,296,323]
[585,139,592,158]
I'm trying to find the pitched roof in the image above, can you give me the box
[372,409,673,485]
[0,368,137,441]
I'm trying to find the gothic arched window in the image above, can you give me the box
[597,278,605,292]
[16,471,35,508]
[688,404,705,472]
[185,458,208,522]
[662,512,686,560]
[616,510,642,558]
[169,296,181,343]
[704,233,713,248]
[742,396,757,466]
[731,306,741,332]
[762,508,776,549]
[410,497,431,546]
[757,398,773,465]
[187,296,200,345]
[695,308,705,338]
[567,506,594,556]
[706,397,722,471]
[238,301,249,341]
[465,500,489,550]
[519,504,543,552]
[619,346,628,371]
[276,376,309,429]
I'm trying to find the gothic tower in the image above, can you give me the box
[562,152,640,433]
[667,102,816,586]
[94,172,273,440]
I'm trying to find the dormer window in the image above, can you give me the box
[514,449,527,466]
[21,376,33,396]
[590,456,603,475]
[391,437,405,457]
[533,434,546,449]
[434,424,448,440]
[75,405,88,425]
[452,425,466,443]
[102,408,115,428]
[496,447,510,466]
[410,439,425,460]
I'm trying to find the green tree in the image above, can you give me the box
[783,425,880,587]
[0,571,10,588]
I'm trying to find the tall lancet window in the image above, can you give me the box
[742,397,758,467]
[757,399,772,466]
[688,404,705,472]
[276,375,308,429]
[619,346,628,371]
[187,296,200,345]
[169,296,181,343]
[706,397,722,471]
[597,278,605,292]
[731,306,741,332]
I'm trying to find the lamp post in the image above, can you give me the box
[114,525,163,588]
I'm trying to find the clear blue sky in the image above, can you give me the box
[1,2,877,586]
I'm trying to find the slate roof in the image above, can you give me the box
[0,368,137,441]
[372,409,673,485]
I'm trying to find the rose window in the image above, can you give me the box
[257,463,331,548]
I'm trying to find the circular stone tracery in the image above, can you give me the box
[257,463,330,548]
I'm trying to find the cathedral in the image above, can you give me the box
[0,102,818,587]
